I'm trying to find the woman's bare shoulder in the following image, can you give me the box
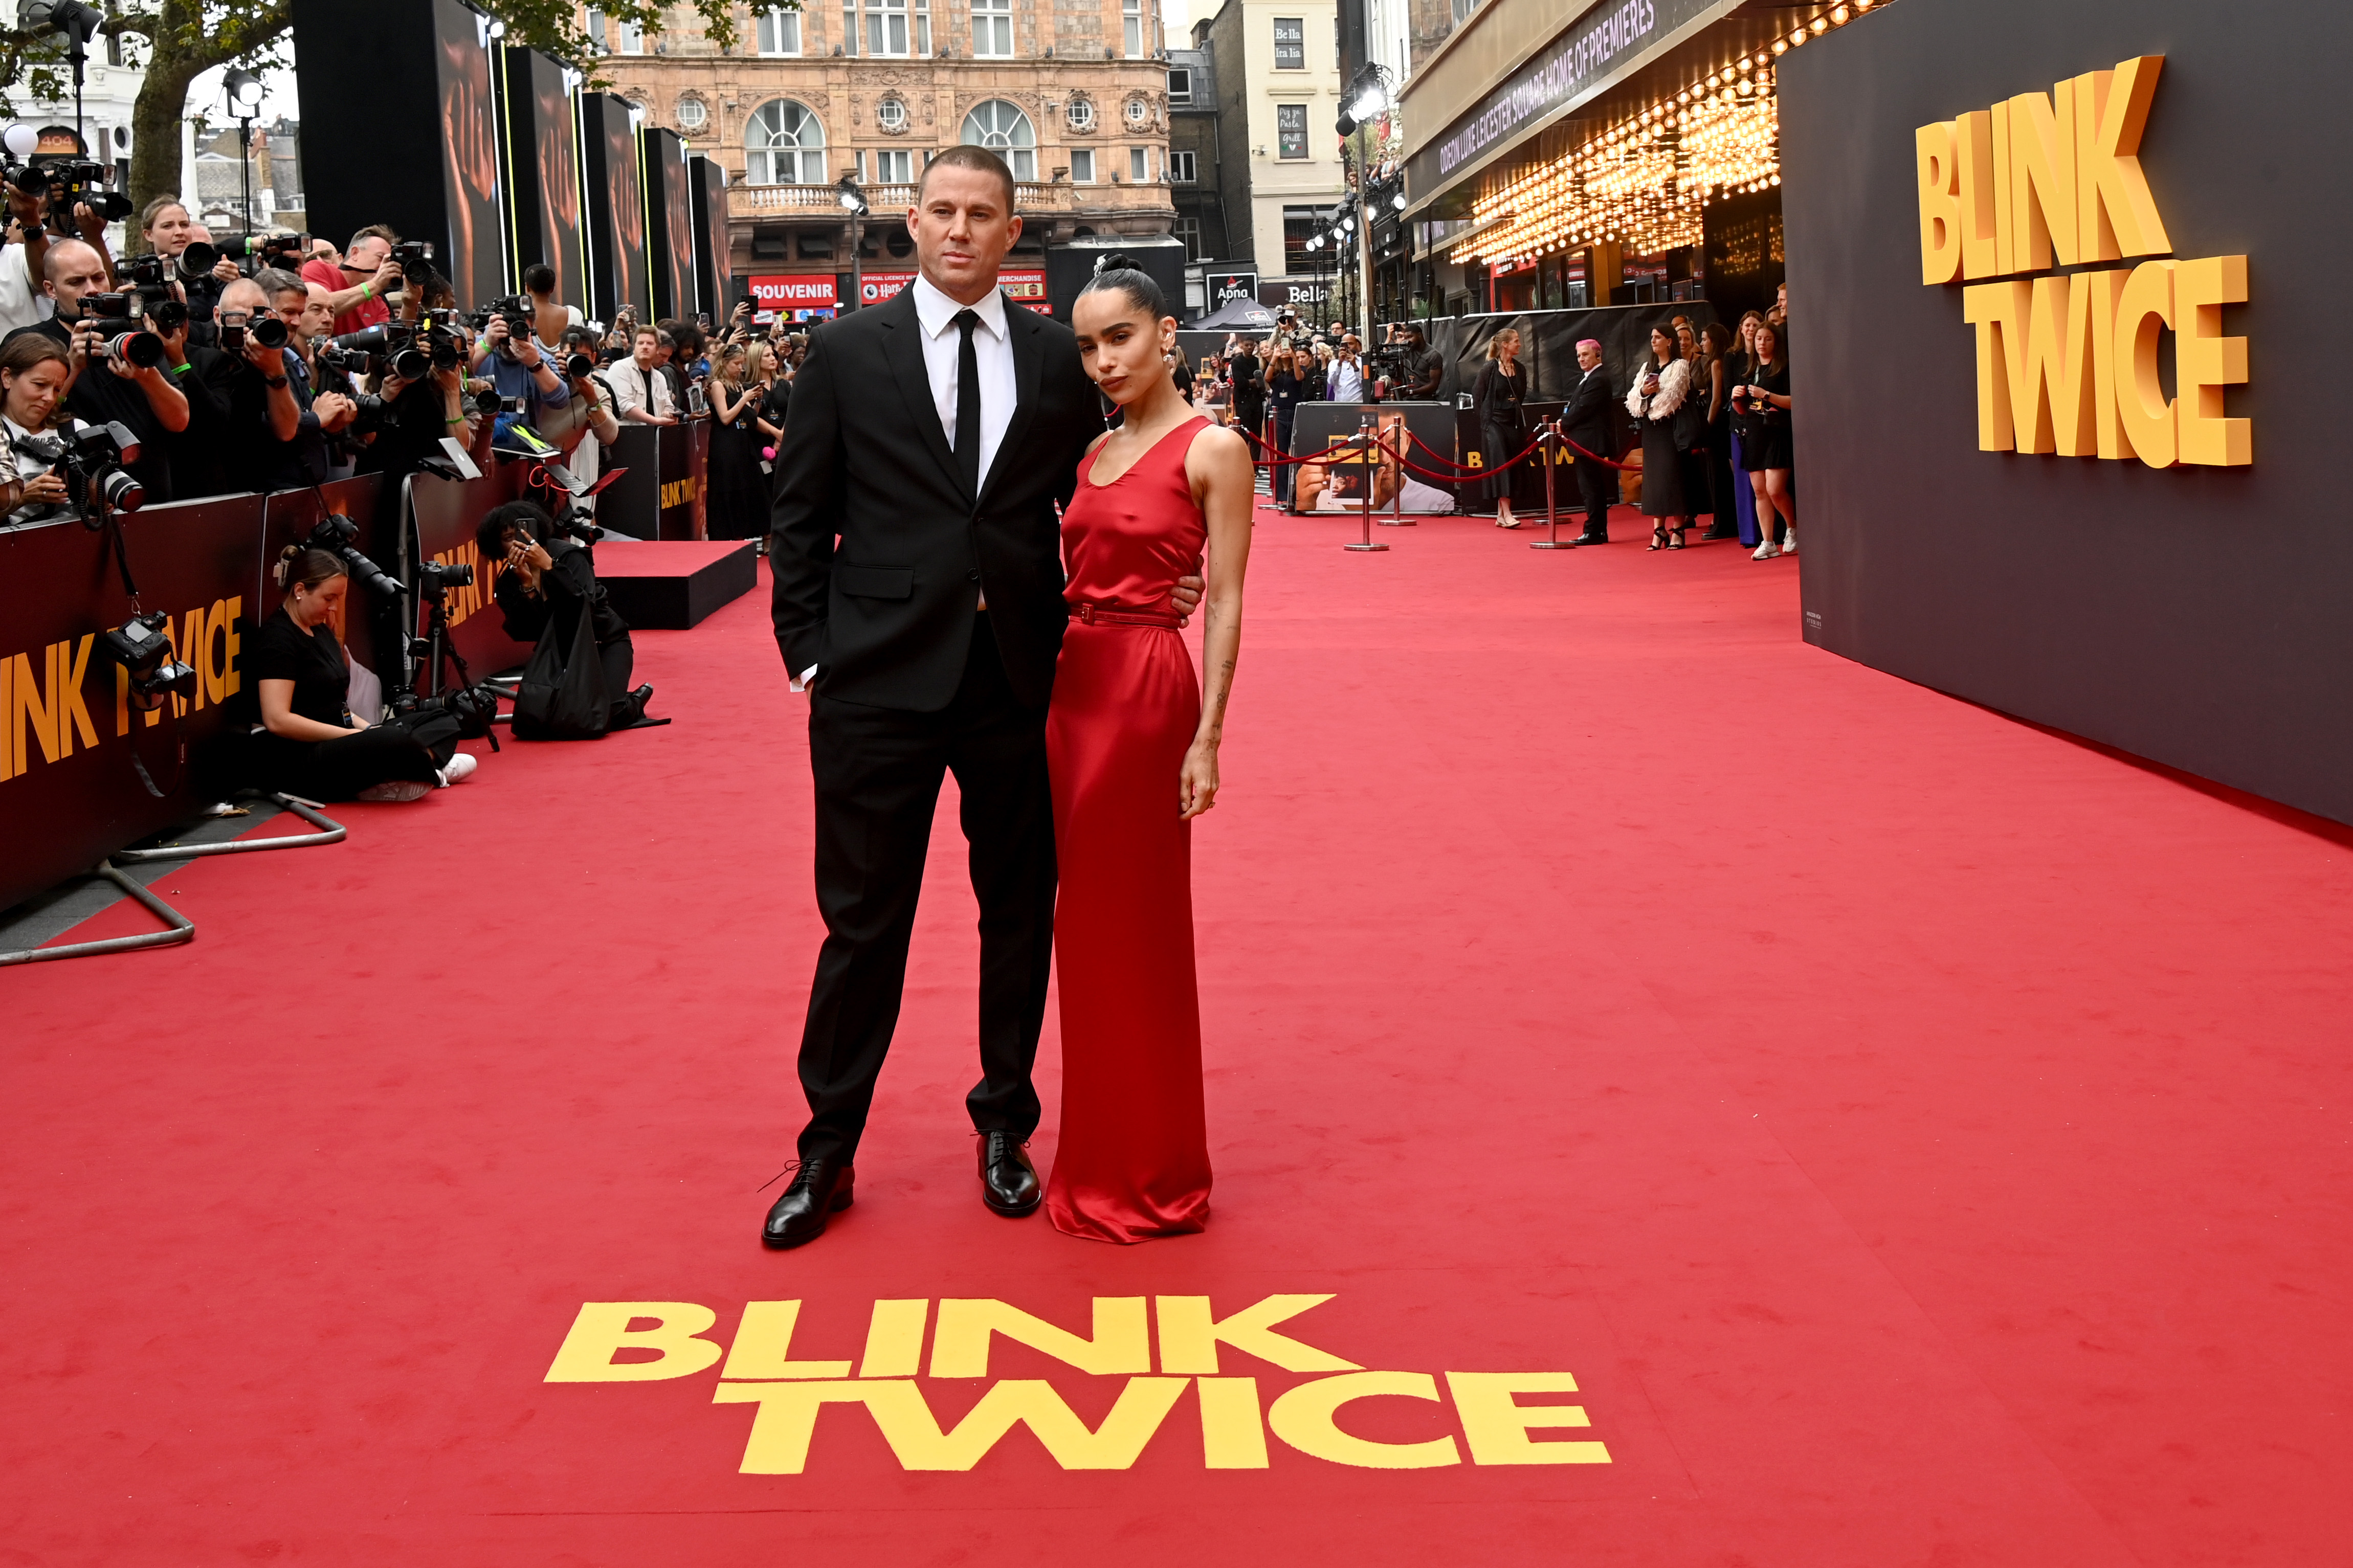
[1186,420,1252,464]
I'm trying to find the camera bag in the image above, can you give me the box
[510,596,612,740]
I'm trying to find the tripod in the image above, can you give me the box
[386,579,501,752]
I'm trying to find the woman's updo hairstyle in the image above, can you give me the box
[1077,252,1168,322]
[274,544,346,594]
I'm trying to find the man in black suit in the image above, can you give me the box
[761,146,1198,1249]
[1228,337,1264,452]
[1562,337,1617,546]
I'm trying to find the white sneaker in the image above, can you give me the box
[1780,527,1796,555]
[356,779,434,803]
[1752,540,1779,560]
[437,753,478,788]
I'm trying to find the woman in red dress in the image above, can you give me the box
[1045,257,1256,1242]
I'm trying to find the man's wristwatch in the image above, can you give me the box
[263,373,290,389]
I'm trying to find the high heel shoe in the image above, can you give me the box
[1648,523,1669,550]
[1667,523,1687,549]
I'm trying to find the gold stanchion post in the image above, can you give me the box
[1342,414,1387,552]
[1529,421,1570,550]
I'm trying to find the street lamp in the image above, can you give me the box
[837,173,868,313]
[223,68,267,242]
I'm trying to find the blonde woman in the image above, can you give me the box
[705,343,768,540]
[1473,328,1536,527]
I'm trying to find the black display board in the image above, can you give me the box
[641,128,696,323]
[599,423,713,540]
[500,46,587,308]
[581,93,648,324]
[292,0,507,308]
[690,156,733,321]
[1779,0,2349,823]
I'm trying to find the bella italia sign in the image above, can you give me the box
[1915,54,2249,467]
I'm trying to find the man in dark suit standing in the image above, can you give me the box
[1562,337,1617,546]
[762,146,1197,1249]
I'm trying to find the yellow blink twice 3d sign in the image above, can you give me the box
[1915,55,2249,467]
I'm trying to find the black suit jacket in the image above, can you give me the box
[1562,364,1617,456]
[768,286,1102,711]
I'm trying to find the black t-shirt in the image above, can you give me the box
[1408,346,1445,396]
[235,606,348,729]
[217,346,330,494]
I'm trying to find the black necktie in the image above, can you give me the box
[953,308,982,495]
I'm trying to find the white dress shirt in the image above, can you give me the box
[608,357,676,422]
[1326,354,1366,402]
[909,272,1016,492]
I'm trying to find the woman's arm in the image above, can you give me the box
[1707,359,1724,423]
[1625,374,1648,417]
[1179,424,1256,821]
[1650,358,1690,417]
[259,677,363,742]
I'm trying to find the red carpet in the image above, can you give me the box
[6,507,2347,1565]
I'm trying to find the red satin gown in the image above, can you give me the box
[1044,414,1216,1242]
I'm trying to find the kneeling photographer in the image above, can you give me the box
[475,500,654,734]
[224,545,477,802]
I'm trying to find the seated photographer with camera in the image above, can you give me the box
[3,238,190,504]
[223,544,475,802]
[475,500,653,732]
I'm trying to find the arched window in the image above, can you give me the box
[961,99,1035,183]
[746,99,826,185]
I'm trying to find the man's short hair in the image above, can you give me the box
[254,266,308,305]
[654,328,676,349]
[917,144,1016,212]
[634,326,659,342]
[218,278,268,313]
[347,225,398,255]
[41,238,103,283]
[522,262,557,295]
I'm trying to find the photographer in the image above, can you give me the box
[1395,323,1444,401]
[607,326,677,424]
[207,274,354,492]
[225,544,474,802]
[475,500,653,730]
[465,299,569,440]
[3,238,190,504]
[549,323,623,504]
[140,198,239,346]
[0,178,55,337]
[0,333,71,520]
[299,226,403,337]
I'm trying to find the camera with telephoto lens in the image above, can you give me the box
[234,233,303,276]
[174,238,219,283]
[564,351,595,379]
[318,324,391,379]
[392,680,501,737]
[8,154,134,231]
[99,611,197,712]
[303,512,402,598]
[215,309,288,354]
[413,557,475,603]
[16,419,144,517]
[79,291,169,371]
[471,294,531,342]
[116,252,189,334]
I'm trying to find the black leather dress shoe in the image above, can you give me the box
[978,1131,1041,1217]
[1698,523,1741,541]
[1571,531,1609,546]
[761,1157,854,1249]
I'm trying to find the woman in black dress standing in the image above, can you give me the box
[1625,323,1693,548]
[1473,327,1538,528]
[1735,320,1796,559]
[1267,344,1308,506]
[703,343,768,540]
[1699,321,1739,540]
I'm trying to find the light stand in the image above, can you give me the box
[837,174,868,312]
[223,70,265,243]
[16,0,102,164]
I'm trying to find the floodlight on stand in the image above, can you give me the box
[486,18,506,39]
[17,0,102,43]
[223,69,264,113]
[1391,190,1407,211]
[2,122,36,159]
[836,174,868,215]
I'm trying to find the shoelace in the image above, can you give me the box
[754,1159,810,1194]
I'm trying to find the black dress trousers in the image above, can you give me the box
[796,614,1057,1164]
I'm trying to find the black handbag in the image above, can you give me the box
[1672,371,1710,453]
[510,596,611,740]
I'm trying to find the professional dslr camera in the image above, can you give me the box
[4,153,132,232]
[16,419,144,516]
[78,289,171,371]
[384,309,468,380]
[389,238,436,285]
[100,611,197,711]
[215,308,290,354]
[230,233,304,277]
[303,512,403,598]
[471,294,533,343]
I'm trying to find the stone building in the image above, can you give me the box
[580,2,1176,307]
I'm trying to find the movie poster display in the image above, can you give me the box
[500,46,585,307]
[640,128,696,321]
[1283,404,1462,514]
[690,155,732,320]
[582,93,647,322]
[430,0,505,309]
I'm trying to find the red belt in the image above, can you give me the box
[1069,602,1182,629]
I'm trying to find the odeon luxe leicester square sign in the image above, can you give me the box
[1914,54,2250,468]
[546,1293,1611,1475]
